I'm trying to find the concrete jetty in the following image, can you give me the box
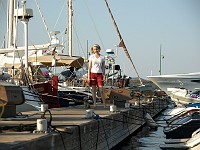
[0,98,168,150]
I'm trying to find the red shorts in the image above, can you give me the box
[90,73,104,87]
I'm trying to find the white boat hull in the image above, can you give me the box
[147,72,200,95]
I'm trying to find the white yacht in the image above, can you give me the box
[147,72,200,95]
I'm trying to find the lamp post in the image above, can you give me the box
[159,45,164,75]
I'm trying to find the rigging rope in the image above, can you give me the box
[53,1,66,30]
[82,0,105,50]
[104,0,143,85]
[34,0,51,40]
[0,0,7,15]
[72,24,86,58]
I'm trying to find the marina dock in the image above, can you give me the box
[0,98,168,150]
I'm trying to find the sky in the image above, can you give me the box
[0,0,200,79]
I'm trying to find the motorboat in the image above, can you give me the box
[164,107,186,121]
[164,107,200,123]
[147,72,200,105]
[147,72,200,95]
[169,88,200,104]
[164,112,200,139]
[185,103,200,108]
[160,128,200,150]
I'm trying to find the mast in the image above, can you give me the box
[104,0,143,85]
[15,0,33,76]
[159,45,162,75]
[7,0,15,47]
[159,44,164,75]
[68,0,72,57]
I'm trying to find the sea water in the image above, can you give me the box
[117,108,170,150]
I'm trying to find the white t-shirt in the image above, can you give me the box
[89,54,105,73]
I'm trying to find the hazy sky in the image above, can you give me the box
[0,0,200,79]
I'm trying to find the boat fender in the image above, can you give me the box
[144,113,158,129]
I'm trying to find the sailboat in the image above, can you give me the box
[0,0,84,113]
